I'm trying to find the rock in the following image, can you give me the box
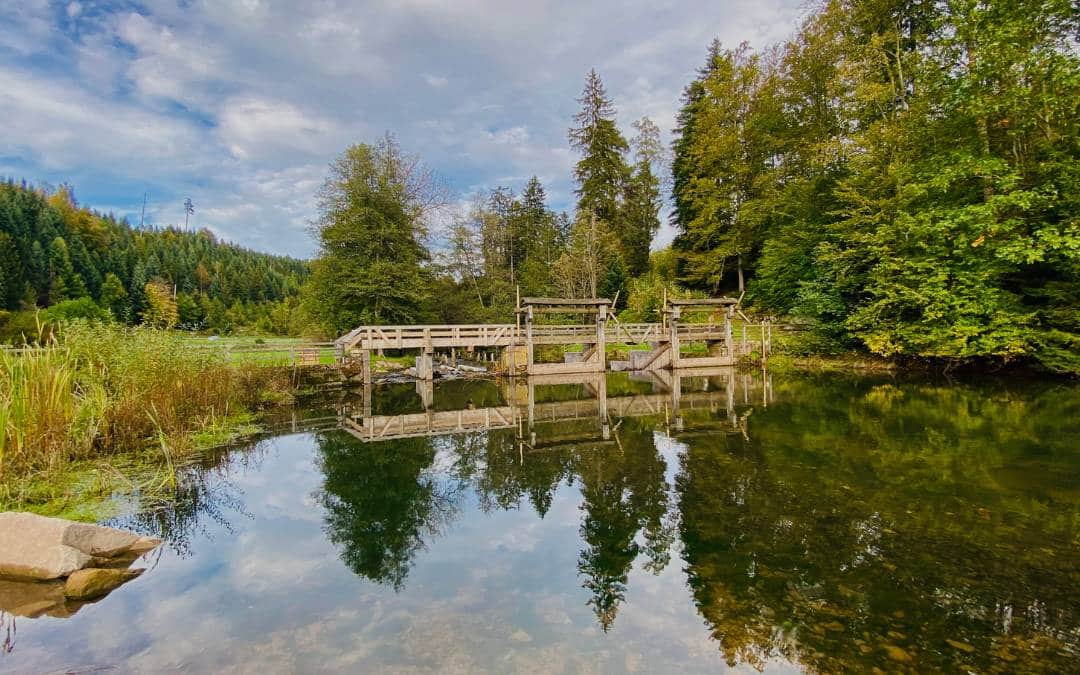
[509,629,532,643]
[882,644,913,664]
[0,512,160,580]
[64,568,142,600]
[946,639,976,653]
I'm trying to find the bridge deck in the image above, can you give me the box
[336,322,731,352]
[339,389,739,442]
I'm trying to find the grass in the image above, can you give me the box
[0,321,292,517]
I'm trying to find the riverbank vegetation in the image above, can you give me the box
[3,1,1076,377]
[299,0,1078,374]
[0,321,291,516]
[670,0,1080,373]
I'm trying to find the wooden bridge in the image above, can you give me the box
[338,369,773,444]
[336,296,772,383]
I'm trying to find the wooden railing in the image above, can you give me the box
[336,321,736,352]
[337,324,520,351]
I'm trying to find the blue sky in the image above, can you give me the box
[1,0,804,258]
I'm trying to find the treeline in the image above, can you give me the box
[671,0,1080,372]
[306,75,668,335]
[0,180,309,340]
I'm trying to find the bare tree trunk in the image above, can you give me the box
[737,254,745,293]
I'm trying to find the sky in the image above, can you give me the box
[1,0,806,259]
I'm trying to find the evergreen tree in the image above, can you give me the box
[569,70,631,252]
[304,135,445,334]
[621,118,664,277]
[99,272,128,320]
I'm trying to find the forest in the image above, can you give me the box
[2,0,1077,375]
[0,180,309,340]
[305,0,1079,374]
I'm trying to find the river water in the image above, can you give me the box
[2,370,1077,673]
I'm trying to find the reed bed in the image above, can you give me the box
[0,321,290,491]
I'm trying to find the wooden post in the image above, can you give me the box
[597,372,609,440]
[596,302,607,372]
[417,379,434,410]
[724,306,734,363]
[361,349,372,386]
[669,306,681,369]
[416,352,434,380]
[525,305,534,375]
[671,372,683,431]
[760,321,768,366]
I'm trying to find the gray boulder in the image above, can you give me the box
[0,512,160,581]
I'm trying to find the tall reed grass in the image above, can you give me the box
[0,321,289,486]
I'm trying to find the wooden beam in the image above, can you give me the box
[520,297,612,306]
[526,307,605,314]
[666,297,739,307]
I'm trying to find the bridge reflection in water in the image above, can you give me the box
[336,367,773,446]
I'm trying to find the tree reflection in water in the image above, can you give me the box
[111,371,1077,672]
[676,377,1080,672]
[315,431,464,590]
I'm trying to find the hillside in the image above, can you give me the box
[0,180,309,337]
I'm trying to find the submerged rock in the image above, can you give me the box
[0,512,160,581]
[946,639,976,653]
[64,568,143,600]
[882,644,913,663]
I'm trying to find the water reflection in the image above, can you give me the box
[324,369,757,629]
[4,371,1078,673]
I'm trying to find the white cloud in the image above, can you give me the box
[424,74,449,88]
[1,0,805,258]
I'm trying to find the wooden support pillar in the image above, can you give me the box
[360,349,372,386]
[724,307,734,362]
[527,379,536,437]
[416,352,434,381]
[669,306,681,370]
[595,302,608,372]
[417,379,434,410]
[525,306,534,375]
[597,372,609,440]
[726,369,736,427]
[450,347,457,367]
[671,372,683,431]
[760,321,767,366]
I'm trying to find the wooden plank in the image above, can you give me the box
[521,297,612,306]
[666,297,739,306]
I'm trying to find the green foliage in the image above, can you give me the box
[0,180,309,337]
[671,0,1080,372]
[303,136,440,333]
[0,321,290,499]
[569,70,630,227]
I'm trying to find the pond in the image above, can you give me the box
[2,370,1078,673]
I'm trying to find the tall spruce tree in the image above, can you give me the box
[621,118,664,276]
[569,70,631,248]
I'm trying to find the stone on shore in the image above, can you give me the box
[0,512,161,581]
[64,568,143,601]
